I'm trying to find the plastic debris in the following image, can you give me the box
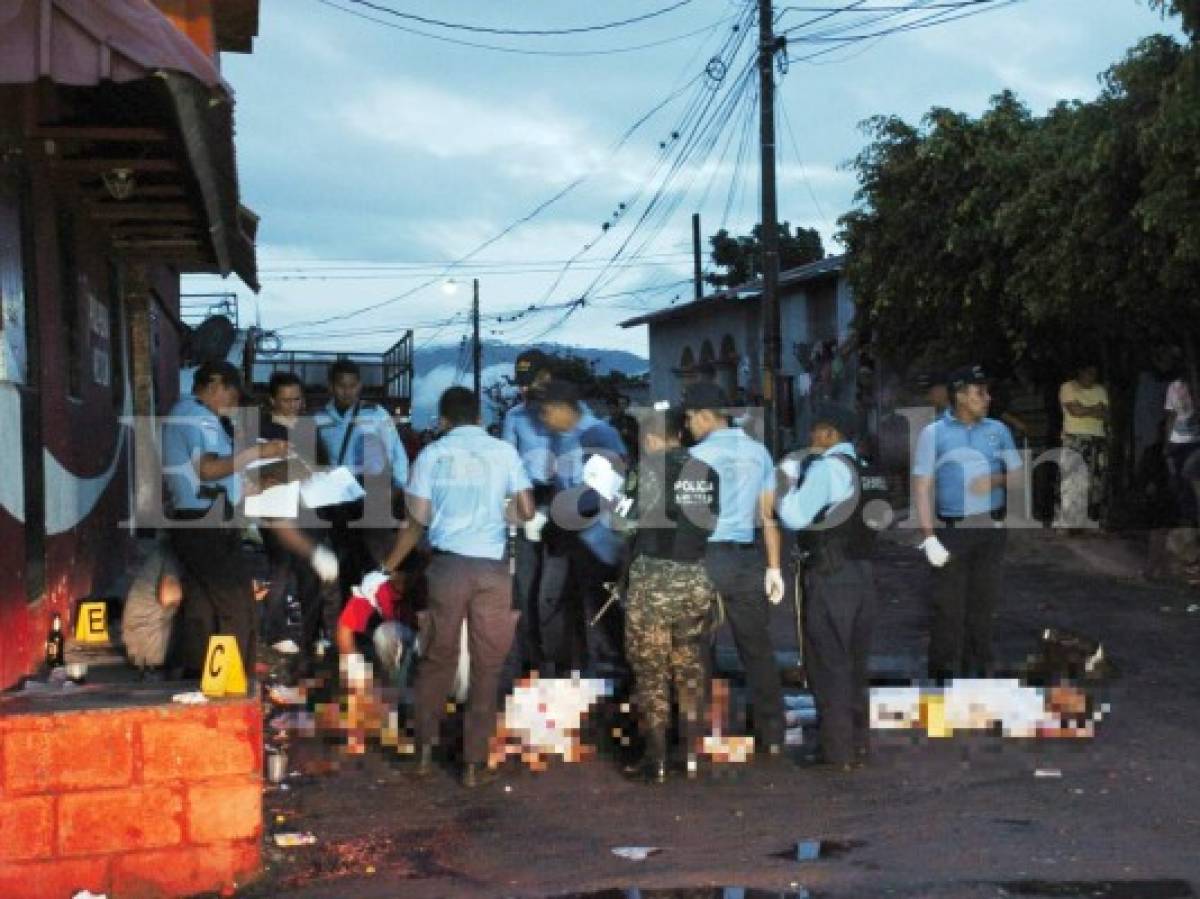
[171,691,209,705]
[611,846,662,861]
[273,832,318,848]
[268,685,306,706]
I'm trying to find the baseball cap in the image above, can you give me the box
[947,364,988,394]
[680,381,729,412]
[514,349,548,387]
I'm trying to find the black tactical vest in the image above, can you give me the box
[796,453,891,573]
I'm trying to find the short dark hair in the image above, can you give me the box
[329,358,360,382]
[268,371,302,396]
[192,360,242,396]
[539,379,581,409]
[439,386,479,426]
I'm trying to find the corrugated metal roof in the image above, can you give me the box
[619,254,846,329]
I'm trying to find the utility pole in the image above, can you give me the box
[692,212,704,301]
[472,278,482,401]
[758,0,783,454]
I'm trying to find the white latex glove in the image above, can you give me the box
[524,510,549,542]
[340,651,370,690]
[582,454,625,502]
[310,545,340,583]
[919,536,951,568]
[765,568,786,605]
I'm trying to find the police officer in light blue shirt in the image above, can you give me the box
[383,387,534,787]
[683,381,786,753]
[912,364,1023,680]
[161,360,288,677]
[314,358,409,596]
[500,350,558,682]
[539,379,629,685]
[314,359,409,489]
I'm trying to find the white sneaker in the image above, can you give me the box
[271,639,300,655]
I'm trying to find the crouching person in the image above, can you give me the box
[335,570,417,688]
[382,387,534,787]
[121,536,185,678]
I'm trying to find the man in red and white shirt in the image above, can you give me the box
[336,571,416,686]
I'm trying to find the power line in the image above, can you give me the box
[314,0,732,58]
[342,0,697,36]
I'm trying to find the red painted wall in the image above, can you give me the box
[0,109,182,689]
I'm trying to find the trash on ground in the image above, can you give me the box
[269,711,317,736]
[171,691,209,705]
[274,832,318,848]
[870,679,1101,738]
[611,846,662,861]
[268,684,307,706]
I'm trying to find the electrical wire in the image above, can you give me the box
[314,0,732,58]
[343,0,697,36]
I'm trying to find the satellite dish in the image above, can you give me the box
[189,315,237,364]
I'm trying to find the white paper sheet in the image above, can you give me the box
[299,466,365,508]
[244,480,301,518]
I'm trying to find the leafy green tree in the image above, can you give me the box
[706,222,824,288]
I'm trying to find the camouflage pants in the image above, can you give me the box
[625,555,716,740]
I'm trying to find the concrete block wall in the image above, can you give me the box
[0,698,262,898]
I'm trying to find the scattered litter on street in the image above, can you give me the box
[611,847,663,861]
[274,832,318,848]
[268,684,307,706]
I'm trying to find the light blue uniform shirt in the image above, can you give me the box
[913,411,1022,518]
[315,401,408,488]
[552,410,628,566]
[501,401,555,486]
[406,425,532,560]
[161,396,240,511]
[778,442,857,531]
[688,427,776,543]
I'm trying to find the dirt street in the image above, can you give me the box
[244,529,1200,899]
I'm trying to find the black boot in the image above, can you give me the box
[622,729,667,784]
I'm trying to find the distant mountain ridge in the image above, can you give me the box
[414,340,648,378]
[409,340,647,426]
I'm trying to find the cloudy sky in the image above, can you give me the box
[186,0,1182,357]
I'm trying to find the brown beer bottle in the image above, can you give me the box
[45,613,64,668]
